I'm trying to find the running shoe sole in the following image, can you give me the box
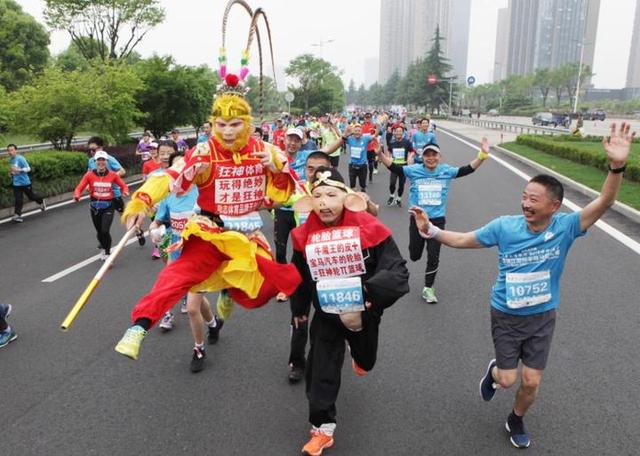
[0,332,17,348]
[505,422,531,449]
[479,359,498,401]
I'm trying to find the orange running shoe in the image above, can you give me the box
[352,359,368,377]
[302,428,334,455]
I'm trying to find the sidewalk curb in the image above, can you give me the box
[0,174,144,221]
[440,127,640,226]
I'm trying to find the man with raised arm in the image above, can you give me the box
[409,123,634,449]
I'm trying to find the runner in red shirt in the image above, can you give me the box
[361,113,379,182]
[74,151,129,260]
[272,118,287,150]
[142,142,161,179]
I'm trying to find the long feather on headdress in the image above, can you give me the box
[218,0,277,121]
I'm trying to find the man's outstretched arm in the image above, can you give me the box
[409,206,484,249]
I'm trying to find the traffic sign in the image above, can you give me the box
[427,74,438,85]
[284,92,295,103]
[467,75,476,86]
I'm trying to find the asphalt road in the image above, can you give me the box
[1,131,639,456]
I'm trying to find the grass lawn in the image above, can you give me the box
[553,139,640,165]
[501,142,640,211]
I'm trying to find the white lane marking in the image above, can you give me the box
[41,230,149,283]
[0,179,144,225]
[440,129,640,256]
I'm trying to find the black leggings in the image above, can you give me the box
[90,204,115,254]
[13,185,43,216]
[306,311,380,427]
[409,216,446,287]
[273,208,296,264]
[389,172,406,196]
[348,164,367,191]
[367,151,378,180]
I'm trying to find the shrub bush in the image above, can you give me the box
[0,150,88,208]
[515,135,640,182]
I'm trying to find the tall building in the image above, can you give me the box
[364,57,380,87]
[378,0,415,83]
[627,0,640,88]
[378,0,471,83]
[505,0,600,77]
[493,7,510,82]
[447,0,472,81]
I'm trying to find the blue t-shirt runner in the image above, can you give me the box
[383,141,489,303]
[475,211,586,316]
[411,130,437,164]
[9,154,32,187]
[346,134,373,166]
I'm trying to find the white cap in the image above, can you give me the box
[149,142,159,149]
[94,151,109,160]
[286,127,304,139]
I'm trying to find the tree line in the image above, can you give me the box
[346,26,453,113]
[0,0,345,149]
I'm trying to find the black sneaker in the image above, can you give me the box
[395,199,402,208]
[207,316,224,344]
[505,412,531,449]
[479,359,498,401]
[288,364,304,384]
[190,346,206,373]
[137,231,146,246]
[386,196,394,206]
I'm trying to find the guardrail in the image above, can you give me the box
[448,116,570,136]
[1,127,197,157]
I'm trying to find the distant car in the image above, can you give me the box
[461,108,471,117]
[633,111,640,119]
[585,110,606,121]
[531,112,568,128]
[487,109,499,116]
[532,112,556,127]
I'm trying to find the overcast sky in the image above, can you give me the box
[17,0,637,89]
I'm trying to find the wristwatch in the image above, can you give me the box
[607,163,626,174]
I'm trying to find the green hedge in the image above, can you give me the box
[0,150,88,209]
[515,135,640,183]
[551,134,640,144]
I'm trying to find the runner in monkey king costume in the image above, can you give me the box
[115,7,302,359]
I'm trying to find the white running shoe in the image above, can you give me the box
[159,312,175,331]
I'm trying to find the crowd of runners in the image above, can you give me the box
[1,4,635,451]
[3,105,634,454]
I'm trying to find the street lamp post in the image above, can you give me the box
[573,41,586,114]
[311,38,335,59]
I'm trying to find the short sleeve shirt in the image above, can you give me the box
[346,135,373,165]
[403,163,459,218]
[475,212,587,316]
[10,155,31,186]
[412,131,437,164]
